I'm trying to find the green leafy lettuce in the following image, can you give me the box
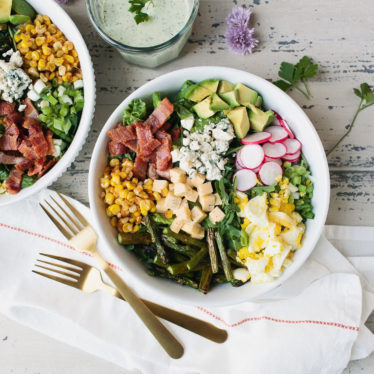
[122,98,148,126]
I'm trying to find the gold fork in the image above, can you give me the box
[40,193,184,359]
[33,252,227,343]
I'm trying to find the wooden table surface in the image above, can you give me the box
[1,0,374,372]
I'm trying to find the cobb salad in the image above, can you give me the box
[100,77,314,293]
[0,0,84,194]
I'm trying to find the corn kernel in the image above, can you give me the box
[100,178,110,188]
[25,51,33,60]
[30,60,38,68]
[14,34,21,43]
[42,45,51,55]
[43,15,52,25]
[31,51,40,60]
[164,210,173,219]
[48,72,55,80]
[133,225,140,233]
[238,247,250,259]
[122,223,133,233]
[64,54,74,64]
[107,204,120,217]
[109,158,120,167]
[104,192,114,205]
[46,62,56,71]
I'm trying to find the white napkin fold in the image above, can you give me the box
[0,189,373,374]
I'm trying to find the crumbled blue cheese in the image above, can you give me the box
[172,118,235,181]
[0,50,31,103]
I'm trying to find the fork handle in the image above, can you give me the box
[99,260,184,359]
[100,283,227,343]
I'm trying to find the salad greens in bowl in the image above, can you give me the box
[0,0,95,206]
[88,66,329,306]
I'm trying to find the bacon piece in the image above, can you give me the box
[5,168,24,194]
[144,98,174,133]
[15,158,33,171]
[45,130,54,155]
[5,112,23,126]
[107,123,137,143]
[0,151,26,165]
[147,162,158,179]
[0,102,15,116]
[37,157,57,177]
[123,139,138,152]
[156,138,172,171]
[19,140,38,160]
[28,123,50,158]
[27,158,44,176]
[23,98,39,119]
[170,127,182,142]
[108,141,129,156]
[133,156,148,180]
[157,162,171,180]
[0,134,18,151]
[155,130,172,147]
[22,117,41,129]
[136,122,160,157]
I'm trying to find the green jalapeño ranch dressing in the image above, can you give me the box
[102,0,191,48]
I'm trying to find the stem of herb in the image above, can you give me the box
[293,85,310,100]
[301,78,311,98]
[326,98,363,157]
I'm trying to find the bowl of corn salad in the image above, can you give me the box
[0,0,95,205]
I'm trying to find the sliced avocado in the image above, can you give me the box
[210,93,230,111]
[183,84,212,102]
[219,90,240,107]
[222,109,230,115]
[198,79,219,93]
[248,104,275,132]
[255,95,263,108]
[218,80,235,94]
[11,0,36,19]
[0,0,12,23]
[227,107,250,138]
[192,96,216,119]
[234,83,258,107]
[9,14,30,25]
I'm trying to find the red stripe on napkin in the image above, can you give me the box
[197,306,359,331]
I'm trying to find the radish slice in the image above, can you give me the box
[284,138,301,155]
[263,142,287,159]
[283,150,301,162]
[235,157,245,170]
[265,157,282,166]
[241,132,271,145]
[272,110,295,139]
[233,169,257,191]
[266,126,289,143]
[259,162,283,185]
[238,144,265,169]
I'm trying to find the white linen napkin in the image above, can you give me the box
[0,189,373,374]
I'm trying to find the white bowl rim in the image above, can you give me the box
[88,66,330,307]
[0,0,96,206]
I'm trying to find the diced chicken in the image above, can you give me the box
[200,194,216,212]
[152,179,169,193]
[191,206,207,223]
[170,168,187,183]
[182,221,204,239]
[214,193,222,205]
[164,193,182,213]
[156,198,167,213]
[197,182,213,197]
[190,172,205,187]
[209,207,225,224]
[170,218,185,234]
[185,189,199,202]
[174,182,191,197]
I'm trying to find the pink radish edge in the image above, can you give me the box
[241,131,271,145]
[265,157,282,166]
[259,162,283,186]
[272,110,295,139]
[233,169,257,191]
[283,150,301,162]
[266,125,289,143]
[262,142,287,159]
[284,138,302,155]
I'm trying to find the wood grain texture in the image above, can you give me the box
[3,0,374,373]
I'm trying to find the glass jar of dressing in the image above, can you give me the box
[86,0,199,68]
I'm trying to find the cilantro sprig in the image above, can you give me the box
[327,83,374,156]
[274,56,318,99]
[128,0,154,24]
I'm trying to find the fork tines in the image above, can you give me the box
[39,193,88,240]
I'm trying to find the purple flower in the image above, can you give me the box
[226,27,258,55]
[226,7,252,28]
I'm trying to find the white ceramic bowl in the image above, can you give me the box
[88,66,330,307]
[0,0,95,206]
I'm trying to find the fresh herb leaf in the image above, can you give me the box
[122,98,148,126]
[327,82,374,156]
[274,56,318,99]
[128,0,154,24]
[0,164,10,182]
[21,175,37,189]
